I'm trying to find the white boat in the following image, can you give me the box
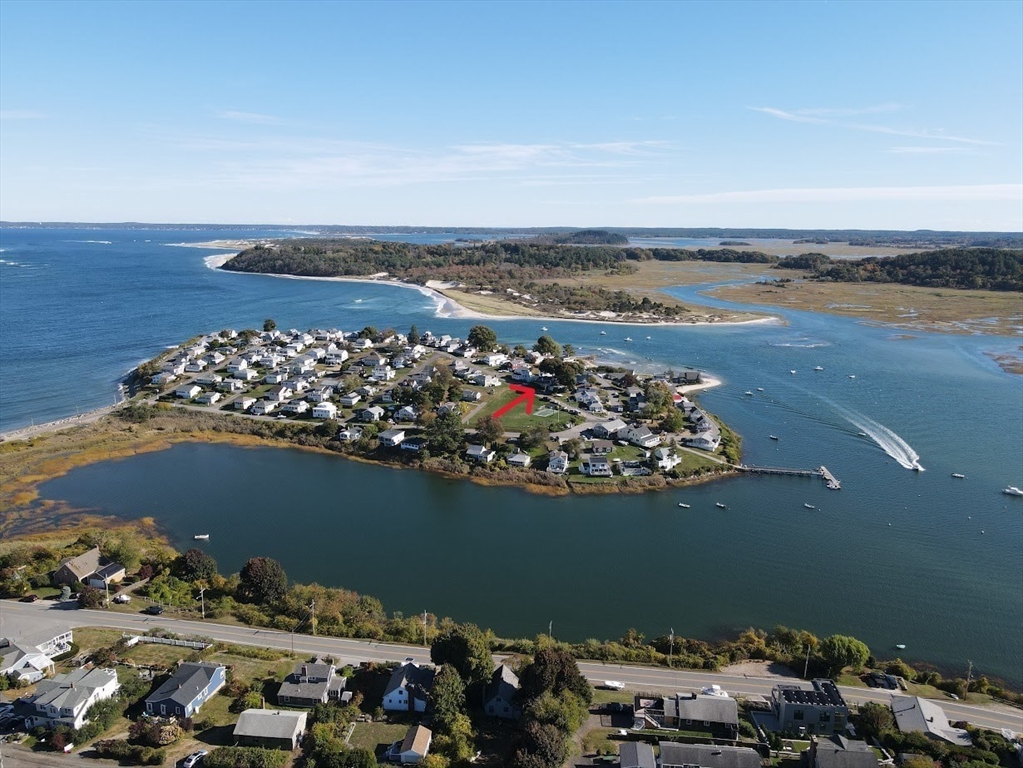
[769,435,779,440]
[678,503,691,508]
[1003,486,1023,496]
[600,330,607,335]
[624,337,633,342]
[193,534,210,540]
[646,336,652,340]
[857,432,867,437]
[895,644,906,650]
[541,326,548,331]
[790,370,797,375]
[756,387,764,391]
[804,503,815,510]
[951,473,966,479]
[744,391,754,396]
[848,374,856,379]
[814,366,824,371]
[715,502,727,509]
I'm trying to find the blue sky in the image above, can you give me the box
[1,0,1020,229]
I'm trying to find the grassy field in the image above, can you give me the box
[347,720,410,754]
[475,389,582,433]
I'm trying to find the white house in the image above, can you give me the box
[382,662,434,713]
[547,450,569,475]
[282,400,309,415]
[307,386,333,403]
[379,429,406,447]
[593,419,628,439]
[466,444,496,463]
[227,359,249,374]
[372,365,395,381]
[507,452,532,468]
[175,384,202,399]
[359,406,386,422]
[264,372,287,385]
[396,405,418,422]
[338,426,364,442]
[233,368,259,381]
[339,392,362,407]
[218,379,246,393]
[652,447,682,471]
[620,424,661,449]
[21,667,120,731]
[195,373,223,386]
[391,724,433,764]
[151,372,177,386]
[582,456,613,477]
[267,385,293,402]
[312,402,338,420]
[184,360,208,373]
[252,400,278,416]
[235,397,257,411]
[196,391,222,406]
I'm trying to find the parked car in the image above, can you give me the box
[144,605,165,615]
[182,749,209,767]
[19,594,39,602]
[602,680,626,691]
[113,594,131,604]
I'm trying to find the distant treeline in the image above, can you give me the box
[776,248,1023,291]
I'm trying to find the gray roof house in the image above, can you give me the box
[811,735,881,768]
[483,664,521,720]
[20,667,120,731]
[234,709,307,750]
[383,661,435,713]
[277,662,347,708]
[51,547,104,585]
[658,743,763,768]
[633,692,738,738]
[890,696,971,747]
[771,679,849,736]
[145,662,227,718]
[619,741,656,768]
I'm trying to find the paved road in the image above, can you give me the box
[2,600,1020,734]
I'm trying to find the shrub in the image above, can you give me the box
[203,746,288,768]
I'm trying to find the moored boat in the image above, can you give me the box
[715,502,727,509]
[769,435,779,440]
[951,473,966,479]
[1003,486,1023,496]
[804,503,815,509]
[678,502,690,508]
[193,534,210,540]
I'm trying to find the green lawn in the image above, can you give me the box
[476,389,581,432]
[347,721,409,755]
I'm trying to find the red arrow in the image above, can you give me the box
[493,384,536,419]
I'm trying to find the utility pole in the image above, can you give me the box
[196,587,206,620]
[965,660,973,695]
[549,620,553,641]
[422,610,428,646]
[803,643,811,678]
[669,628,675,668]
[310,599,316,636]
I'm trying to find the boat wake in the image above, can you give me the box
[829,402,924,470]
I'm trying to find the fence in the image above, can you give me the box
[123,634,212,650]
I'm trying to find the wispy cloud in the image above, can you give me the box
[0,110,44,120]
[216,110,288,125]
[633,184,1023,205]
[750,104,995,146]
[886,146,972,154]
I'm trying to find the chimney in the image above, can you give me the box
[301,665,307,677]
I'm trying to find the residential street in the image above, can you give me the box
[2,600,1020,733]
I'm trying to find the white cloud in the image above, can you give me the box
[748,107,827,124]
[633,184,1023,205]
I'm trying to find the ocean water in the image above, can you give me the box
[4,227,1022,684]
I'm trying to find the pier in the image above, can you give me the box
[738,464,841,489]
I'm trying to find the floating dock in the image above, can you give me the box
[739,464,841,489]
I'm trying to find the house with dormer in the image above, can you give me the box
[382,661,435,712]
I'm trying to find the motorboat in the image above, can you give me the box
[857,432,867,437]
[715,502,727,509]
[848,374,856,379]
[814,366,824,371]
[769,435,779,440]
[951,473,966,479]
[804,503,815,509]
[646,336,652,340]
[744,391,754,396]
[193,534,210,540]
[678,503,691,508]
[757,387,764,391]
[1003,486,1023,496]
[541,326,547,331]
[895,644,906,650]
[790,370,797,375]
[600,330,607,335]
[624,337,633,342]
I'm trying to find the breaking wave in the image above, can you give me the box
[826,399,924,470]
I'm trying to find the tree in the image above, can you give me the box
[857,701,895,739]
[176,548,219,583]
[408,324,421,346]
[533,335,561,357]
[518,647,592,705]
[428,665,467,735]
[238,557,288,605]
[430,623,494,691]
[425,411,464,455]
[103,534,141,572]
[79,585,105,608]
[519,425,549,451]
[562,344,575,357]
[514,721,567,768]
[474,415,503,446]
[513,345,529,357]
[660,408,685,433]
[359,326,377,340]
[263,318,276,332]
[818,634,870,676]
[467,325,498,352]
[538,358,583,387]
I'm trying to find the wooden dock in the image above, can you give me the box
[738,464,841,489]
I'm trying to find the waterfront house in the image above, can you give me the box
[379,429,406,447]
[687,431,721,451]
[652,447,681,471]
[175,384,202,400]
[582,456,613,477]
[388,724,433,764]
[382,661,435,712]
[151,372,177,386]
[234,709,307,751]
[483,664,521,720]
[0,628,73,683]
[338,426,363,442]
[277,662,346,708]
[771,679,848,736]
[196,391,222,406]
[507,452,532,468]
[484,353,508,367]
[339,392,362,407]
[21,667,120,731]
[358,406,386,422]
[890,695,971,746]
[145,662,226,718]
[312,402,338,420]
[52,547,104,585]
[620,424,661,449]
[401,436,429,452]
[547,450,569,475]
[282,400,309,415]
[235,396,257,411]
[85,562,127,590]
[466,444,496,463]
[658,743,761,768]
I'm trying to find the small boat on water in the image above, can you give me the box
[541,326,548,331]
[678,503,691,508]
[624,337,633,342]
[769,435,779,440]
[951,473,966,479]
[744,391,754,396]
[857,432,867,437]
[790,370,797,375]
[193,534,210,541]
[715,502,727,509]
[756,387,764,391]
[895,643,906,650]
[600,330,607,335]
[646,335,652,340]
[814,366,824,371]
[804,503,815,509]
[848,374,856,379]
[1003,486,1023,496]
